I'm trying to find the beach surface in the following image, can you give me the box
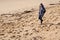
[0,0,60,40]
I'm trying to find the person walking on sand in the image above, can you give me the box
[39,3,46,24]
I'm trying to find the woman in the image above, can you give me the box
[39,3,46,24]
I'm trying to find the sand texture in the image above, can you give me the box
[0,0,60,40]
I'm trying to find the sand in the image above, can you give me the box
[0,0,60,40]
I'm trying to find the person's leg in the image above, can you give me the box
[41,19,43,24]
[39,15,43,24]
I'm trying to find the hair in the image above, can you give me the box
[40,3,43,6]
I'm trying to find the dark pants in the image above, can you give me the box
[39,15,43,24]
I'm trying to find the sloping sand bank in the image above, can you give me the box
[0,4,60,40]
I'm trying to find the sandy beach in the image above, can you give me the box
[0,0,60,40]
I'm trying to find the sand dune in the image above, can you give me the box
[0,0,60,14]
[0,0,60,40]
[0,5,60,40]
